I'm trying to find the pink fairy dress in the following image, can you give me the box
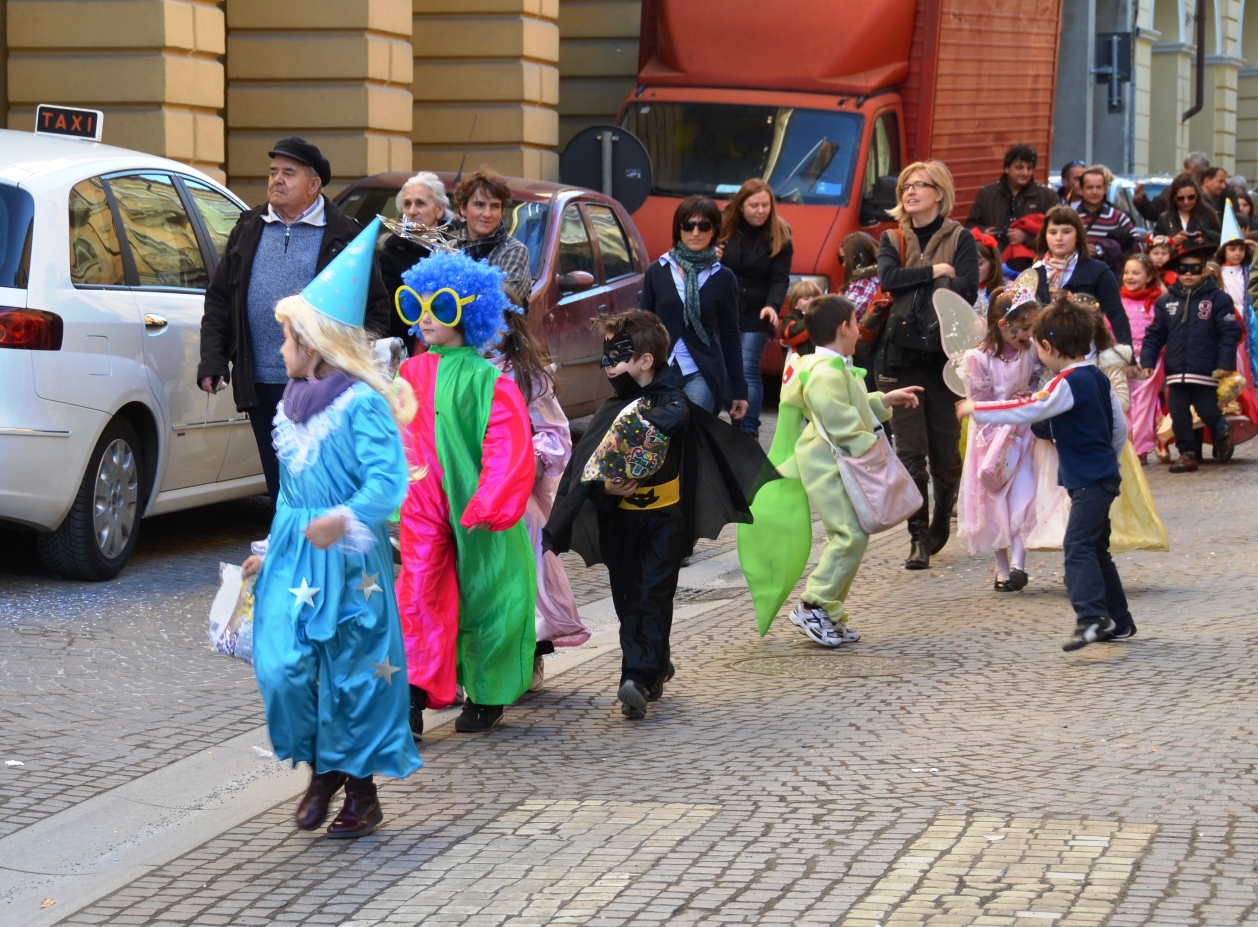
[956,344,1039,553]
[1122,288,1162,456]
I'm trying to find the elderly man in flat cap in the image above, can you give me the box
[197,136,390,503]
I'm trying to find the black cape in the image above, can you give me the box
[544,368,779,567]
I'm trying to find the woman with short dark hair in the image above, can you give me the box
[641,195,748,417]
[720,179,793,437]
[1153,174,1221,247]
[1032,205,1131,344]
[450,169,532,307]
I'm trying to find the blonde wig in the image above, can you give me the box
[274,295,415,425]
[888,160,956,223]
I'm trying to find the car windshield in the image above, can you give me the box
[0,183,34,288]
[619,102,864,205]
[336,186,549,279]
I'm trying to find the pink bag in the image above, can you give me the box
[812,418,923,535]
[977,424,1026,493]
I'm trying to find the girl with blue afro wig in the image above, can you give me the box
[397,250,514,352]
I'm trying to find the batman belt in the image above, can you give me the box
[618,476,680,511]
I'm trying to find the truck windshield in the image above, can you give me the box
[619,102,863,205]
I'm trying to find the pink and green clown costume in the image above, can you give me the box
[393,251,537,710]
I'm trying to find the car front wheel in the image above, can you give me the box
[37,418,144,580]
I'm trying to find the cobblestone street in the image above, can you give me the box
[3,432,1257,926]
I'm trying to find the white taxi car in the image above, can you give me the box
[0,129,264,580]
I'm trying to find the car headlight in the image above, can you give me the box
[787,274,830,294]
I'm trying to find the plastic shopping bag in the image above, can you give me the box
[209,562,256,664]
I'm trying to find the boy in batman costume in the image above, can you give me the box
[544,311,776,719]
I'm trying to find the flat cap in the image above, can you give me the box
[268,136,331,186]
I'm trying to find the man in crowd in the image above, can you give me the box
[966,144,1060,250]
[1073,165,1135,273]
[1134,151,1212,221]
[1058,160,1086,204]
[1200,166,1229,217]
[197,136,390,503]
[449,169,532,307]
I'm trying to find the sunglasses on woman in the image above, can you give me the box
[395,286,478,329]
[679,220,714,233]
[1175,193,1198,203]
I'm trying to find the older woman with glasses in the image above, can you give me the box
[641,195,748,419]
[1153,174,1221,247]
[876,160,979,570]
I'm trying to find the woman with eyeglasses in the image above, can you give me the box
[640,195,748,419]
[876,160,979,570]
[720,180,794,437]
[1153,174,1221,247]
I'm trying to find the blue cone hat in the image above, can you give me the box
[299,217,380,328]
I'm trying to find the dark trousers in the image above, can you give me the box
[1063,478,1132,632]
[1167,382,1227,456]
[887,363,962,530]
[248,382,287,504]
[598,504,687,688]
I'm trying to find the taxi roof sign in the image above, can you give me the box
[35,104,103,142]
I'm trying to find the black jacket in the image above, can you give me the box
[377,233,432,349]
[721,219,794,334]
[543,366,775,566]
[640,258,748,404]
[965,177,1060,249]
[877,220,979,370]
[1139,275,1241,380]
[196,196,389,411]
[1034,258,1133,345]
[1153,208,1222,247]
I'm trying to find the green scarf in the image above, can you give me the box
[668,243,717,347]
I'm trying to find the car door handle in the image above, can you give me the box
[144,314,168,330]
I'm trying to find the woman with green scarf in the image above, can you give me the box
[641,196,748,420]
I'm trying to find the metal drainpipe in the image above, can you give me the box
[1183,0,1207,121]
[1086,0,1096,165]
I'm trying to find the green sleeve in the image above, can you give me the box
[868,392,893,424]
[804,368,878,458]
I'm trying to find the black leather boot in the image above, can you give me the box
[408,685,427,740]
[327,775,383,838]
[905,480,931,570]
[295,769,347,831]
[928,478,959,555]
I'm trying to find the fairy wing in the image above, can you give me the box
[933,288,985,360]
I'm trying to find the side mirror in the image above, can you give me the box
[860,175,899,226]
[557,270,595,292]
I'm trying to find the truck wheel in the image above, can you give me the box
[37,418,144,581]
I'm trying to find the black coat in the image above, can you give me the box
[1153,208,1222,247]
[377,233,432,348]
[1140,276,1241,377]
[543,366,776,566]
[1034,258,1133,345]
[640,258,748,404]
[721,219,794,334]
[965,177,1060,249]
[196,196,390,411]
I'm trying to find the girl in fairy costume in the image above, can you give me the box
[393,250,536,735]
[243,218,420,840]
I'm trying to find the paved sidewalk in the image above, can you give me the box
[6,438,1258,925]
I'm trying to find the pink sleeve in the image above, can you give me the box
[530,387,572,477]
[460,375,535,530]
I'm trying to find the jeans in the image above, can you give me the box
[738,331,770,436]
[1167,382,1228,456]
[1063,478,1132,631]
[248,381,287,504]
[674,366,718,413]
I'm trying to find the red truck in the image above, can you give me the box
[617,0,1064,375]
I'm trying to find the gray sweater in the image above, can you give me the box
[246,222,324,383]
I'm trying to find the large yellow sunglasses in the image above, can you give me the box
[395,286,478,329]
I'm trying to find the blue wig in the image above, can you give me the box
[398,250,511,352]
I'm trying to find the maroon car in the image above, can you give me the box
[336,172,649,418]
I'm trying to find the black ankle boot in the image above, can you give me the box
[928,479,959,554]
[408,685,427,740]
[905,480,930,570]
[327,775,383,838]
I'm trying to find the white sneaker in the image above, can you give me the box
[790,602,843,648]
[830,619,861,643]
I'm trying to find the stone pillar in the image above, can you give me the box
[226,0,413,205]
[1131,8,1157,173]
[7,0,225,180]
[411,0,559,181]
[1191,56,1241,171]
[1150,42,1194,173]
[558,0,640,148]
